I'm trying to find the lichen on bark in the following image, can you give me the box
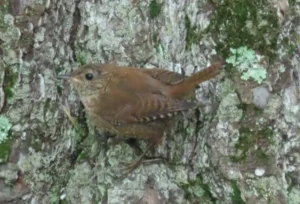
[0,0,300,203]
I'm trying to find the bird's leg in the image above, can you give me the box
[124,138,159,160]
[124,138,144,155]
[119,142,161,175]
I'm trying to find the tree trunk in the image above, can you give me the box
[0,0,299,203]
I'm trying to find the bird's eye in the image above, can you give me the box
[85,73,93,80]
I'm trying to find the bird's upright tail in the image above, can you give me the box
[169,62,223,99]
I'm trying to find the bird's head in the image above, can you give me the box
[58,63,113,96]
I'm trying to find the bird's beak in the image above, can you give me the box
[57,75,71,80]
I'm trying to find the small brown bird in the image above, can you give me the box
[58,62,223,172]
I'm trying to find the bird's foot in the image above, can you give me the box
[118,157,162,176]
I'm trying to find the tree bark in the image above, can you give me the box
[0,0,299,203]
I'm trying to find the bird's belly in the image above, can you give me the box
[92,117,168,144]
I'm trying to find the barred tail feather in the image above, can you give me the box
[169,62,223,99]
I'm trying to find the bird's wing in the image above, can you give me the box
[101,78,198,125]
[111,68,169,96]
[139,68,199,99]
[106,93,197,125]
[140,68,186,85]
[100,68,198,125]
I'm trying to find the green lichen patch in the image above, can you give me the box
[74,107,89,143]
[149,0,162,19]
[226,46,267,84]
[75,50,88,66]
[3,66,18,99]
[75,128,97,163]
[236,103,263,121]
[0,116,12,143]
[0,136,13,163]
[281,36,297,57]
[230,126,275,163]
[285,172,296,193]
[230,99,277,164]
[49,177,70,204]
[231,181,246,204]
[185,15,203,50]
[0,116,12,162]
[245,177,284,203]
[178,174,216,203]
[56,85,63,95]
[76,150,90,163]
[0,0,9,29]
[207,0,279,61]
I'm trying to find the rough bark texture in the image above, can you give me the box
[0,0,299,203]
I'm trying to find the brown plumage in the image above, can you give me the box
[59,62,223,173]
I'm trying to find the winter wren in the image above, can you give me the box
[58,62,223,172]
